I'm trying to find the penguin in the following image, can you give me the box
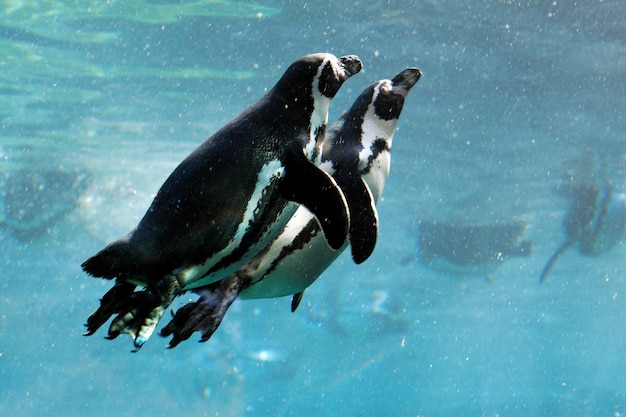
[82,53,363,350]
[0,165,91,240]
[539,182,625,282]
[417,221,532,280]
[539,149,626,282]
[160,68,422,347]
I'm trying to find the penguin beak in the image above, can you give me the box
[338,55,363,79]
[391,67,422,96]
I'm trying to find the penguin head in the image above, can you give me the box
[273,54,362,104]
[268,53,361,162]
[322,67,422,176]
[317,54,363,98]
[374,67,422,121]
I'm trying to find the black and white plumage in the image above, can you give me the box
[160,68,422,347]
[82,53,362,350]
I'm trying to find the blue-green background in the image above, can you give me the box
[1,1,624,416]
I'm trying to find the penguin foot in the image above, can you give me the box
[84,281,137,336]
[160,297,215,348]
[84,273,184,350]
[106,289,165,351]
[161,273,246,348]
[160,289,233,348]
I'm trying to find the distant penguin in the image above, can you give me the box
[82,53,362,350]
[160,68,422,347]
[0,165,91,240]
[539,184,626,282]
[539,149,626,282]
[417,221,532,280]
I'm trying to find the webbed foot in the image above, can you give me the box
[161,272,246,348]
[106,289,165,351]
[84,274,182,350]
[84,281,136,336]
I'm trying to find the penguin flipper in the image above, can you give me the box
[161,272,246,348]
[291,291,305,312]
[333,171,378,264]
[280,154,349,251]
[539,240,574,283]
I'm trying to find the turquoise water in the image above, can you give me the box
[1,1,625,416]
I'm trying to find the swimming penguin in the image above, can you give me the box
[539,183,626,282]
[0,165,91,240]
[417,221,532,280]
[539,149,626,282]
[82,53,362,350]
[160,68,422,347]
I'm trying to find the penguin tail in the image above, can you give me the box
[81,240,130,279]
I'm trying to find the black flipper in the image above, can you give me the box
[161,271,249,348]
[333,170,378,264]
[280,152,349,250]
[539,240,574,283]
[291,291,305,312]
[84,281,137,336]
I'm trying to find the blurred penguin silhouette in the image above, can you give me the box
[540,149,626,282]
[0,165,91,240]
[417,221,532,281]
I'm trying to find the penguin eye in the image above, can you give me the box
[379,82,392,95]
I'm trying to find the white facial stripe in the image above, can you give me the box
[304,56,333,162]
[357,82,397,172]
[355,81,400,202]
